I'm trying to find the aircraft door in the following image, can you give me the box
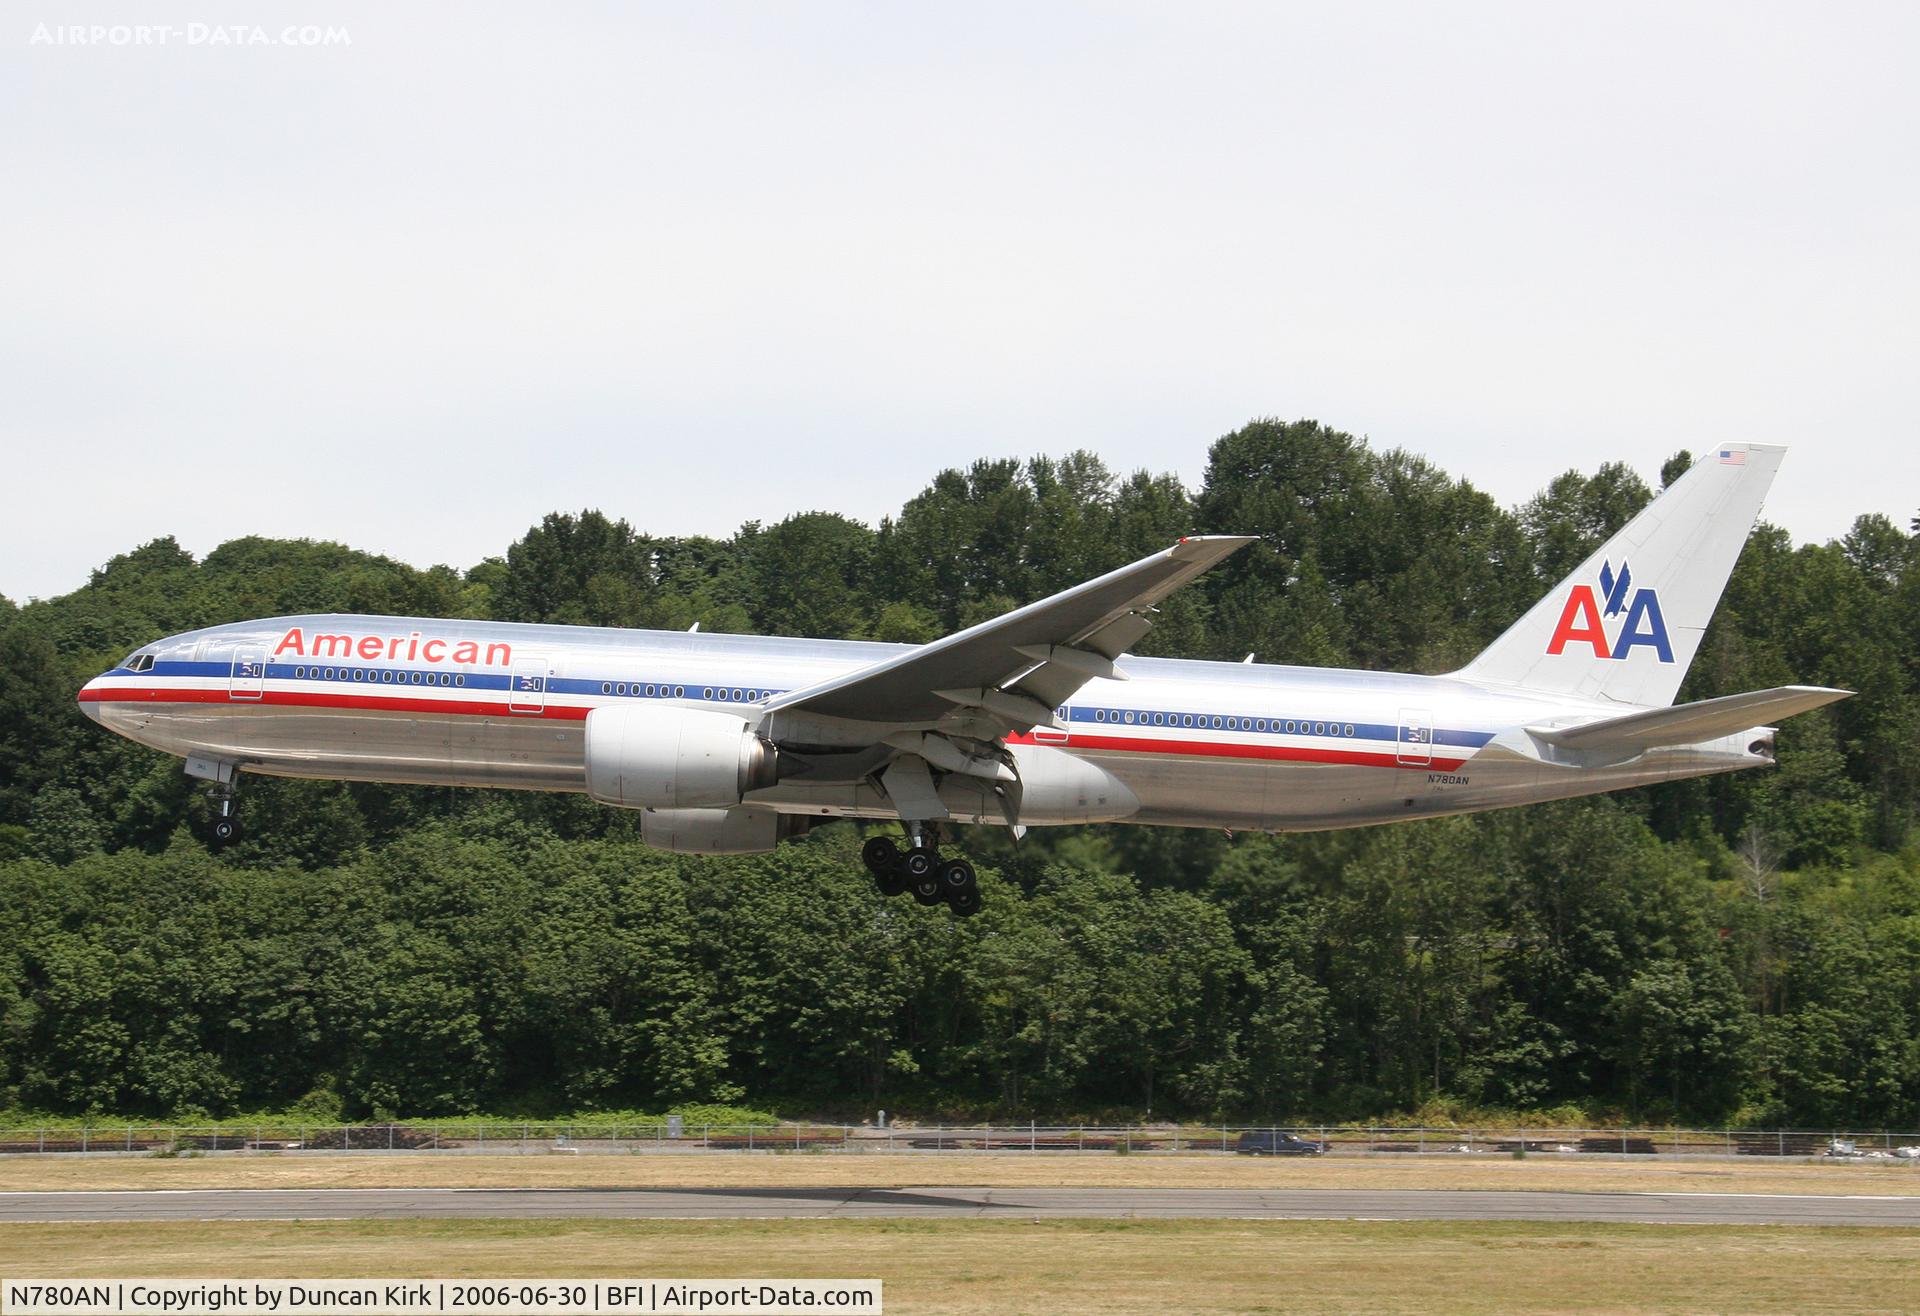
[508,657,549,714]
[229,647,266,701]
[1031,705,1072,745]
[1397,708,1432,766]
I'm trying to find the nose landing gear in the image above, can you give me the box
[860,833,981,917]
[186,757,242,849]
[204,787,241,847]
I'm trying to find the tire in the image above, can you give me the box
[910,875,943,906]
[875,868,909,898]
[212,817,239,845]
[947,887,983,918]
[938,858,976,894]
[902,848,935,881]
[861,835,900,875]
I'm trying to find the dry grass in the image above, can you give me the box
[0,1217,1914,1314]
[1,1151,1916,1197]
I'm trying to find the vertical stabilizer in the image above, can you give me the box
[1454,445,1783,708]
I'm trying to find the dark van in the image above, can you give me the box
[1236,1130,1325,1156]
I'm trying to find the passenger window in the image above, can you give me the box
[455,675,465,687]
[1345,724,1355,737]
[603,683,613,695]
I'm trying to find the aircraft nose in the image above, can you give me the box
[78,677,103,722]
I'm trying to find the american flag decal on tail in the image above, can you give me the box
[1718,448,1747,465]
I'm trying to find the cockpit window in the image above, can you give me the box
[124,652,156,673]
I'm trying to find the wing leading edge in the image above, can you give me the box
[765,535,1255,729]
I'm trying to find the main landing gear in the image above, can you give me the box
[861,832,982,917]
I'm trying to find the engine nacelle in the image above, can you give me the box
[584,705,776,809]
[642,806,803,855]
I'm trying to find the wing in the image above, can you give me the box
[764,536,1254,731]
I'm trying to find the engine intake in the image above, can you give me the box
[585,705,776,809]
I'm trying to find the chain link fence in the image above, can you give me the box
[3,1123,1920,1159]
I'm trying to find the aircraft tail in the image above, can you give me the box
[1454,444,1784,708]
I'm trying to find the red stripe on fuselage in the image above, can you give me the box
[77,685,589,721]
[81,687,1469,770]
[1005,730,1466,771]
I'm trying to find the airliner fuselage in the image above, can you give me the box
[80,615,1767,834]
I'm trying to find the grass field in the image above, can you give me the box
[1,1217,1914,1315]
[4,1155,1913,1312]
[1,1150,1916,1197]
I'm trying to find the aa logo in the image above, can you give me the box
[1546,559,1674,662]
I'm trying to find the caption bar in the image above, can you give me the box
[3,1282,881,1316]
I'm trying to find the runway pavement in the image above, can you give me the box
[2,1186,1916,1226]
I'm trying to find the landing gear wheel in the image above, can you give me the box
[947,887,983,918]
[901,847,936,881]
[910,874,944,906]
[937,858,976,895]
[862,836,901,876]
[211,816,240,845]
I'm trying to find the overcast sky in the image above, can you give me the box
[4,2,1915,601]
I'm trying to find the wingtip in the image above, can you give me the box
[1170,534,1258,561]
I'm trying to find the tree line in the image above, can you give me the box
[1,419,1916,1126]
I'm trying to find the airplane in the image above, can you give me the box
[78,444,1848,916]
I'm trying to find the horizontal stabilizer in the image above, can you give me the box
[1529,686,1851,753]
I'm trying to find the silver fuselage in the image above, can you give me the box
[78,614,1770,832]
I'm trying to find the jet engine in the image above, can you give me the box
[584,705,776,809]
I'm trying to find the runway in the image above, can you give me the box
[2,1186,1916,1226]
